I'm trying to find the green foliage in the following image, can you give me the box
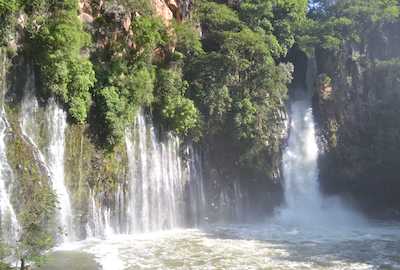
[199,1,243,33]
[32,0,96,123]
[120,0,153,15]
[239,0,308,56]
[162,95,199,135]
[91,5,177,146]
[0,0,18,14]
[173,21,204,58]
[96,64,156,145]
[155,69,200,136]
[0,0,22,46]
[0,240,11,264]
[5,124,57,269]
[300,0,400,51]
[3,0,306,181]
[185,0,301,176]
[17,185,57,267]
[131,16,168,61]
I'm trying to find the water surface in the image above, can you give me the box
[47,221,400,270]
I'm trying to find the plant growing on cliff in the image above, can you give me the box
[92,10,168,146]
[30,0,96,123]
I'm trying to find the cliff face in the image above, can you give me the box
[313,22,400,216]
[152,0,193,22]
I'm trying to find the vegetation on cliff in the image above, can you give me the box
[302,0,400,212]
[1,0,307,174]
[186,0,307,178]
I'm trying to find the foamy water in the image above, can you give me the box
[50,222,400,270]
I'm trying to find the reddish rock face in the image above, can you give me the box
[79,0,93,23]
[80,12,94,24]
[78,0,191,25]
[152,0,191,23]
[151,0,174,23]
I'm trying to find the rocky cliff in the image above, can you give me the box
[312,21,400,216]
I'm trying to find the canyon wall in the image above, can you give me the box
[312,22,400,216]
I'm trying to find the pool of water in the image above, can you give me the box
[42,220,400,270]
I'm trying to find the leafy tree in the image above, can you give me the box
[16,186,57,270]
[173,21,204,58]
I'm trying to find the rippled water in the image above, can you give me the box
[47,220,400,270]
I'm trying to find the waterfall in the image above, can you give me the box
[185,144,206,226]
[0,114,19,244]
[20,68,73,241]
[86,109,207,237]
[45,99,73,241]
[279,89,362,226]
[0,53,19,247]
[282,96,321,213]
[278,89,325,226]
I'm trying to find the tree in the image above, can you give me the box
[16,186,56,270]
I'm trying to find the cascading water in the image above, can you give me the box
[45,99,73,240]
[280,92,321,219]
[0,53,19,247]
[86,109,207,237]
[185,144,206,226]
[20,68,73,241]
[0,114,19,244]
[278,88,363,227]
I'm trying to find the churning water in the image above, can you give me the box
[46,91,400,270]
